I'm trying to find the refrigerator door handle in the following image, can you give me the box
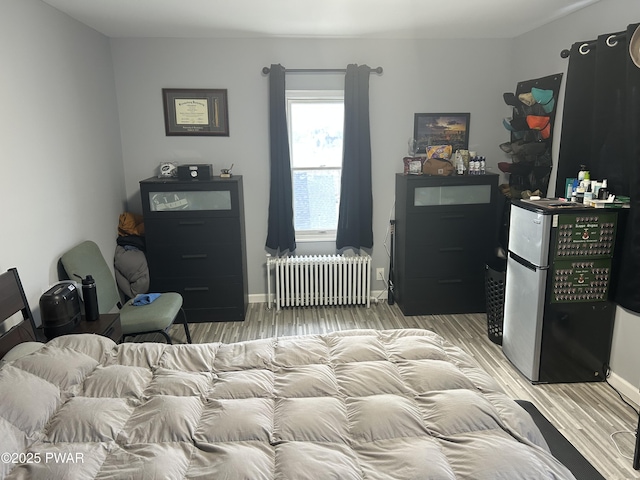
[508,251,549,271]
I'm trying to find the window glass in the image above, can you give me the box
[287,91,344,239]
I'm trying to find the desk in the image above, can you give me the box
[42,314,122,343]
[73,314,122,343]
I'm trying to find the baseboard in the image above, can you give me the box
[249,293,268,304]
[248,290,387,306]
[607,370,640,408]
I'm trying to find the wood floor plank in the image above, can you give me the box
[168,301,640,479]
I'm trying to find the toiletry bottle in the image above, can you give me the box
[455,151,465,175]
[584,183,593,203]
[578,165,588,182]
[599,179,608,199]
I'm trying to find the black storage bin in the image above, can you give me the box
[485,257,507,345]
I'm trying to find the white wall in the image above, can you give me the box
[0,0,125,323]
[110,36,511,297]
[510,0,640,400]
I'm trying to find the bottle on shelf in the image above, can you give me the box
[598,179,609,199]
[81,275,99,321]
[455,151,465,175]
[584,183,593,203]
[578,165,590,182]
[470,156,478,175]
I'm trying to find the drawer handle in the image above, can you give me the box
[181,254,208,259]
[440,214,465,220]
[439,247,463,252]
[178,220,205,226]
[437,279,463,284]
[184,286,209,292]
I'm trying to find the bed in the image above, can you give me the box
[0,266,586,479]
[0,326,582,480]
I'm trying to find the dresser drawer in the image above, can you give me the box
[398,275,486,315]
[151,277,245,310]
[404,244,487,278]
[145,217,240,246]
[405,209,490,247]
[140,177,241,219]
[147,244,243,278]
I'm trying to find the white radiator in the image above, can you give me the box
[267,255,371,310]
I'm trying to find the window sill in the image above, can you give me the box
[295,234,336,243]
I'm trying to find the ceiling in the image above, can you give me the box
[40,0,601,39]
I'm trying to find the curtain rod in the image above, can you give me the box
[262,66,383,75]
[560,31,626,58]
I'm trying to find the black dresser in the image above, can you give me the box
[140,176,248,322]
[394,173,499,315]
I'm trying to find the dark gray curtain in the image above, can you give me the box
[336,64,373,251]
[265,64,296,255]
[617,23,640,313]
[555,24,640,313]
[555,31,630,196]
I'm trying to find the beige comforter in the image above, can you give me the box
[0,329,575,479]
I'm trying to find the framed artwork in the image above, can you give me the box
[413,113,470,154]
[162,88,229,136]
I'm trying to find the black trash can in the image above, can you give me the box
[485,257,507,345]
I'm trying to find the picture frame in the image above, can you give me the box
[413,113,470,154]
[162,88,229,136]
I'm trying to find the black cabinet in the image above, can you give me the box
[140,176,248,322]
[394,173,499,315]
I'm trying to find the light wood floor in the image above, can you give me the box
[167,301,639,480]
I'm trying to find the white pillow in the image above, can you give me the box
[0,341,45,366]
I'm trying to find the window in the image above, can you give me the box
[287,90,344,241]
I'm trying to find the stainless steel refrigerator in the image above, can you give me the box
[502,199,619,383]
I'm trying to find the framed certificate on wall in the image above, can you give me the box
[162,88,229,136]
